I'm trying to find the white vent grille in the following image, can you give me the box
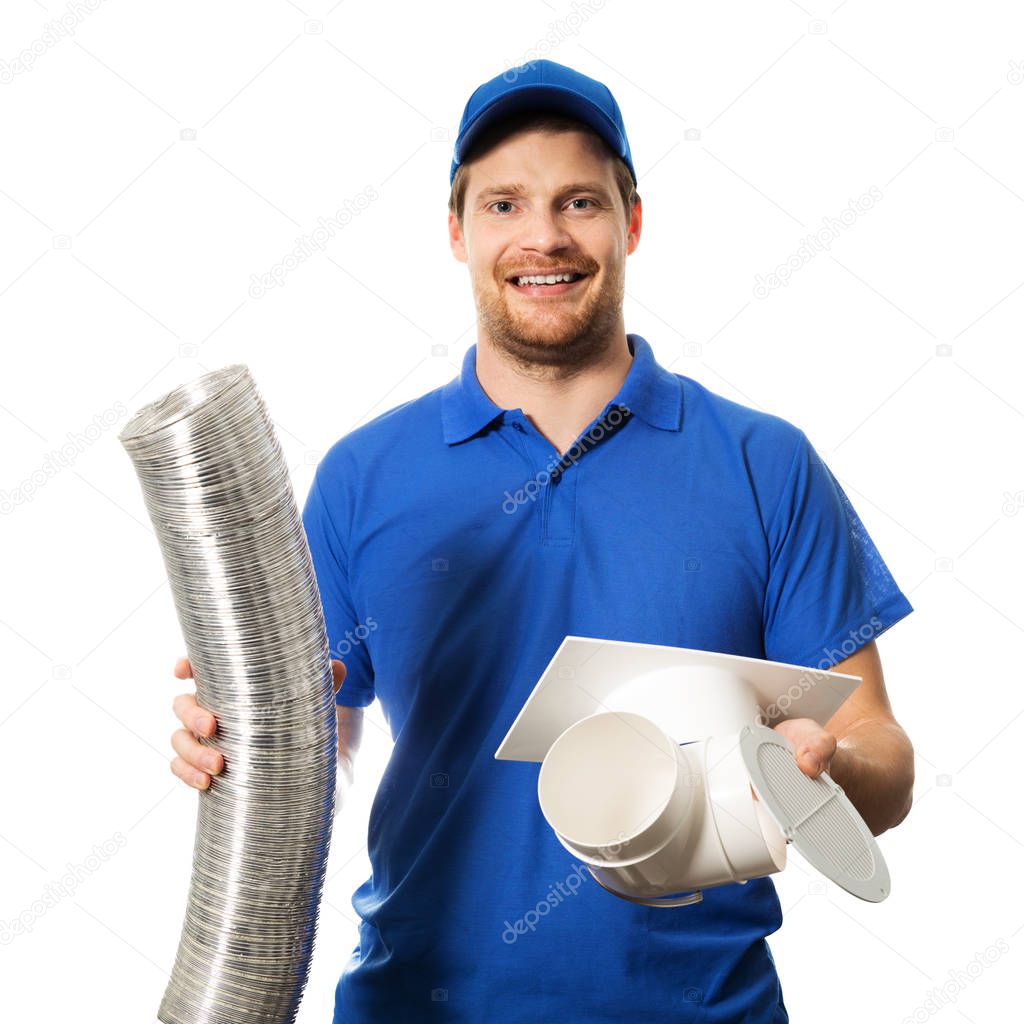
[756,744,875,881]
[741,724,890,902]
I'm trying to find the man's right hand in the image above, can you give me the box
[169,656,347,790]
[170,657,222,790]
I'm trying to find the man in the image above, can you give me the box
[170,60,915,1022]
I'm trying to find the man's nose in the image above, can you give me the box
[516,206,573,253]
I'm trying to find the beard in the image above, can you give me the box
[472,257,625,374]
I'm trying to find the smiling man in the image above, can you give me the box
[170,59,915,1023]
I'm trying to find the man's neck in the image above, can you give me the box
[475,332,634,458]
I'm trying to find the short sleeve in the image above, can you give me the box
[762,429,913,670]
[301,471,376,707]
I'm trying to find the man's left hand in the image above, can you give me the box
[772,718,837,780]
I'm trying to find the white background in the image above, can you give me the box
[1,1,1022,1021]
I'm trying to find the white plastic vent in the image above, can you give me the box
[739,724,890,902]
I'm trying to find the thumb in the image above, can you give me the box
[331,659,347,695]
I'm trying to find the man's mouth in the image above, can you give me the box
[506,270,590,297]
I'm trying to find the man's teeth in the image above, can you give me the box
[515,272,582,286]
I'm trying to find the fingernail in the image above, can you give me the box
[204,756,219,772]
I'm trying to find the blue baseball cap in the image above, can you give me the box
[449,59,636,186]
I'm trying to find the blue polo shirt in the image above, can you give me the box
[301,333,913,1023]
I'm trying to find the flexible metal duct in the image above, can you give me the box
[119,365,337,1024]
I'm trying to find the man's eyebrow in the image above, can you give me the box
[475,182,528,200]
[474,181,613,201]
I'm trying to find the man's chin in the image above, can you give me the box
[505,323,586,350]
[475,289,618,363]
[491,325,603,366]
[507,306,588,337]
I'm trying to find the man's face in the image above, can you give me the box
[449,127,641,369]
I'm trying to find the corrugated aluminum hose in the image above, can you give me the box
[119,364,337,1024]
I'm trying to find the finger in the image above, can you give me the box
[331,659,347,695]
[171,692,216,737]
[796,735,836,778]
[170,755,210,791]
[773,720,835,778]
[171,728,223,775]
[174,657,194,680]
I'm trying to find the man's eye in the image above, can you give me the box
[488,198,596,214]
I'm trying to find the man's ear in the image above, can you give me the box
[448,210,468,264]
[626,196,642,256]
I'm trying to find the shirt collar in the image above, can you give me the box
[441,333,683,446]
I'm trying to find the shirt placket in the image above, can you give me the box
[501,412,571,547]
[504,406,631,547]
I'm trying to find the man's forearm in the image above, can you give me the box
[333,706,364,817]
[829,718,914,836]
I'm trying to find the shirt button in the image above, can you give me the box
[512,422,525,432]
